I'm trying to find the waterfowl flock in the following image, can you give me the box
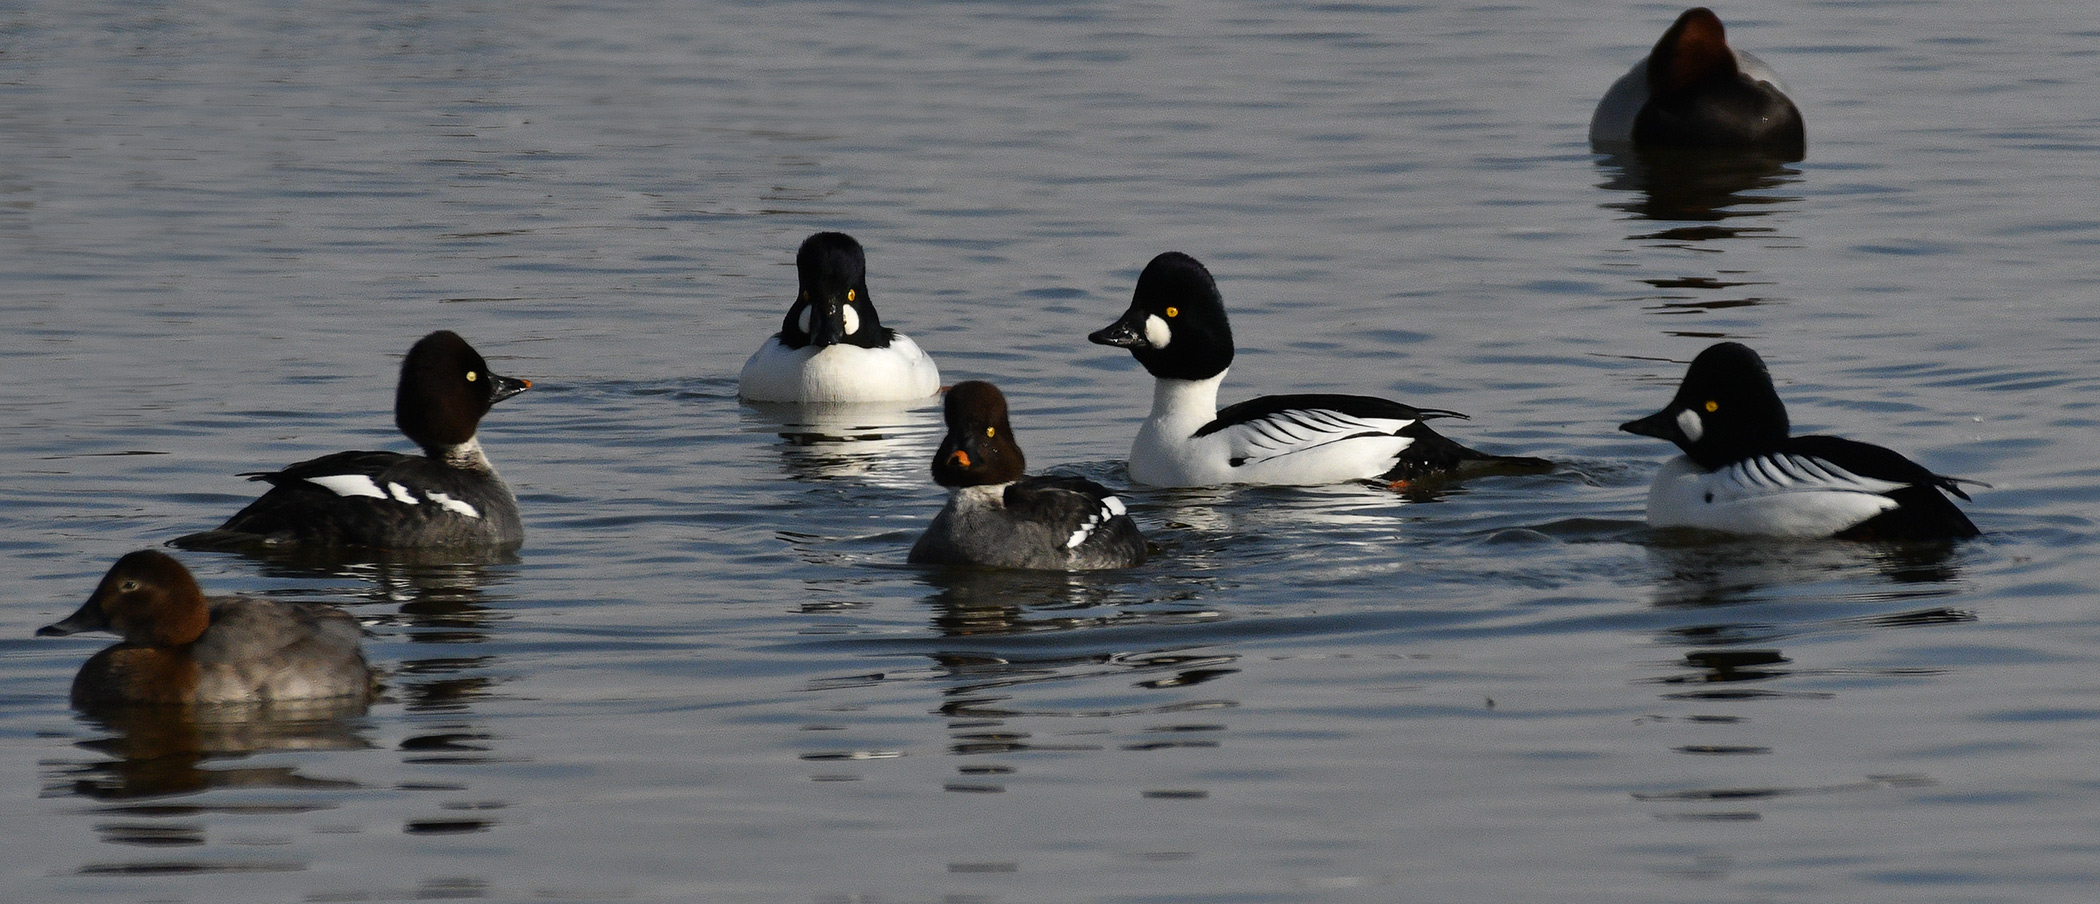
[37,9,1987,710]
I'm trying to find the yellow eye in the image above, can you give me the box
[1165,306,1178,317]
[1703,400,1718,412]
[466,371,478,382]
[847,289,856,302]
[985,427,995,437]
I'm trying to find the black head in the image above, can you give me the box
[780,232,892,351]
[1634,8,1805,157]
[1620,341,1791,468]
[395,330,531,451]
[1087,252,1234,381]
[38,549,210,647]
[931,380,1027,488]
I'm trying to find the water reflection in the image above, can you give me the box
[1632,535,1971,821]
[916,567,1219,636]
[1596,149,1802,234]
[741,398,942,488]
[43,699,373,804]
[1642,534,1964,611]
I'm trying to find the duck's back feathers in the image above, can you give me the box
[75,597,375,707]
[1589,7,1804,158]
[909,478,1146,571]
[1197,393,1548,484]
[175,449,522,550]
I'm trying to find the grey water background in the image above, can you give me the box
[3,1,2098,901]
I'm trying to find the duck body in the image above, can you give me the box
[38,550,376,707]
[738,232,940,403]
[173,330,529,551]
[908,381,1146,570]
[1622,342,1979,541]
[1589,7,1804,158]
[1090,252,1548,488]
[738,333,939,404]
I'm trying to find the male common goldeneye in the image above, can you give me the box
[1589,7,1805,159]
[38,550,377,707]
[172,330,530,550]
[908,381,1147,570]
[1620,342,1980,540]
[1087,252,1549,488]
[738,231,941,403]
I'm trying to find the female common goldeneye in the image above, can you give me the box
[172,330,530,550]
[738,231,941,403]
[1620,342,1980,540]
[1589,7,1804,159]
[908,381,1147,570]
[38,550,377,707]
[1087,252,1549,488]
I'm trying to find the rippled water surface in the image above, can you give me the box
[5,1,2099,901]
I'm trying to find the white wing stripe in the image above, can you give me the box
[1717,453,1908,497]
[305,474,386,499]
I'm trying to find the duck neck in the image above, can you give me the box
[430,436,497,473]
[1146,371,1226,435]
[950,482,1012,510]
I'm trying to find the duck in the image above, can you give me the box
[908,381,1147,570]
[1589,7,1805,159]
[37,550,377,707]
[738,232,941,403]
[171,330,530,550]
[1087,252,1549,488]
[1620,341,1980,540]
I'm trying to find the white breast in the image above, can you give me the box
[738,333,940,403]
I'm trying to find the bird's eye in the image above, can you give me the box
[1165,306,1178,317]
[847,289,856,302]
[800,290,809,302]
[466,371,478,382]
[120,580,138,591]
[985,427,995,437]
[1703,400,1718,412]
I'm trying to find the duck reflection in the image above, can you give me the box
[1632,535,1969,819]
[741,398,943,488]
[918,568,1150,636]
[1643,533,1963,611]
[1597,148,1802,235]
[45,698,373,802]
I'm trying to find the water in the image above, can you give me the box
[4,1,2099,901]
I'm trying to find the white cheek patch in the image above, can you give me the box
[841,305,861,337]
[796,305,812,336]
[425,491,481,518]
[1144,315,1171,349]
[1676,408,1705,444]
[306,474,386,499]
[387,482,420,505]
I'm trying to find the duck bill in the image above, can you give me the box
[37,599,107,637]
[930,432,983,484]
[491,373,532,404]
[1619,408,1684,443]
[806,302,848,348]
[1088,308,1148,349]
